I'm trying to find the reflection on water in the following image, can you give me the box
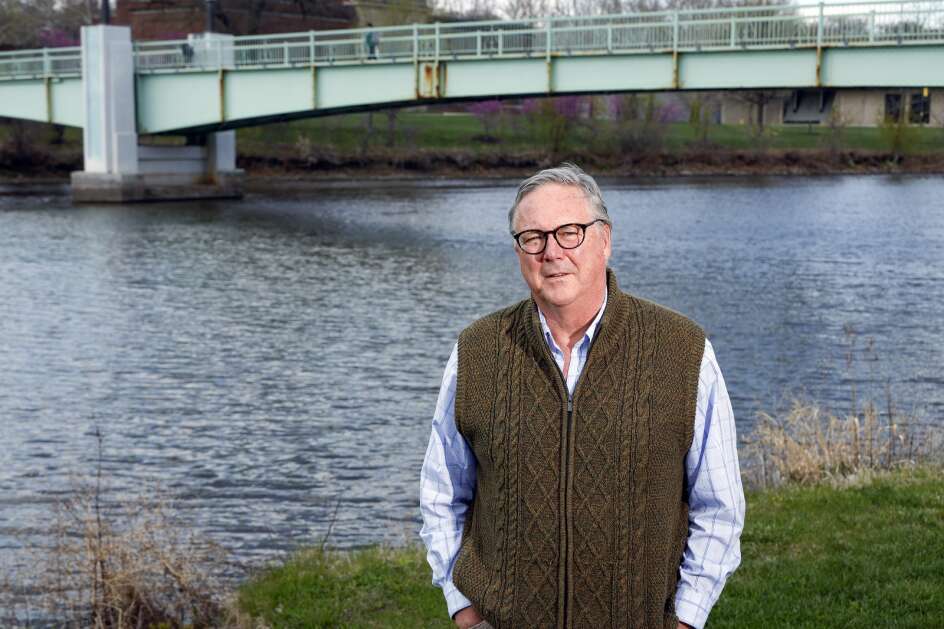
[1,175,942,563]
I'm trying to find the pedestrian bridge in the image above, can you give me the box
[1,0,942,202]
[2,0,943,135]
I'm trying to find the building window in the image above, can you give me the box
[910,93,930,124]
[885,94,903,122]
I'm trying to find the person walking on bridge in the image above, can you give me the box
[420,163,745,629]
[364,23,379,59]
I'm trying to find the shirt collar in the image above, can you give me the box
[537,290,608,355]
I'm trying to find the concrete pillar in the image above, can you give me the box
[932,89,944,126]
[79,25,138,176]
[207,131,236,173]
[72,26,243,203]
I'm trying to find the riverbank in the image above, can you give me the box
[4,113,944,181]
[4,149,944,186]
[236,466,944,628]
[240,148,944,180]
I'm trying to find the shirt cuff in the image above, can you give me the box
[443,578,473,619]
[675,585,712,629]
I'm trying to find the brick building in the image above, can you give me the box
[114,0,359,40]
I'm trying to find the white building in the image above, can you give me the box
[720,89,943,127]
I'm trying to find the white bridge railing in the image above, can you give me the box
[2,0,943,80]
[0,47,82,80]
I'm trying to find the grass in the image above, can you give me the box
[4,109,944,177]
[711,467,944,627]
[237,546,453,629]
[237,466,944,628]
[235,109,944,156]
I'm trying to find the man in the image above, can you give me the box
[420,163,745,629]
[364,23,379,59]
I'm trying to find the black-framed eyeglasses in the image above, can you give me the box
[512,219,607,255]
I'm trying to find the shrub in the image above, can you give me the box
[1,430,237,628]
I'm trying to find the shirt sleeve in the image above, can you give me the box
[419,342,477,618]
[674,339,746,629]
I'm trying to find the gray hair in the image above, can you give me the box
[508,162,611,235]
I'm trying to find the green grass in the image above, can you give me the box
[235,109,944,156]
[711,467,944,627]
[237,111,537,153]
[237,546,453,629]
[3,111,943,167]
[237,467,944,628]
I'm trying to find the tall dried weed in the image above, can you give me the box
[743,399,942,488]
[742,327,943,488]
[1,429,247,628]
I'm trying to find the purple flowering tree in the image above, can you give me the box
[520,95,587,158]
[467,99,503,138]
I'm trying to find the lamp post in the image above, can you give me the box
[101,0,110,24]
[206,0,217,32]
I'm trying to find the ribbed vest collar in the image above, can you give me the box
[524,268,630,400]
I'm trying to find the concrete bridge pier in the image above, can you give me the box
[71,25,243,203]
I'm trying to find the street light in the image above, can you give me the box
[206,0,217,32]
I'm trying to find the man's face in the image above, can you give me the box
[513,183,611,312]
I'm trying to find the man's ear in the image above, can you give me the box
[602,223,612,263]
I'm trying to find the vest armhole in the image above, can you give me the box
[682,324,707,464]
[455,309,507,438]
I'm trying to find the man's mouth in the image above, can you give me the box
[545,272,569,279]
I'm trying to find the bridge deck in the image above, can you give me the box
[1,0,943,134]
[2,0,943,80]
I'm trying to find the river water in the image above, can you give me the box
[1,175,942,567]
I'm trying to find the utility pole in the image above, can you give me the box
[101,0,110,24]
[206,0,217,32]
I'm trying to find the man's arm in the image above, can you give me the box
[674,339,746,629]
[419,343,478,620]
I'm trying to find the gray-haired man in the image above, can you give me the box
[420,163,745,629]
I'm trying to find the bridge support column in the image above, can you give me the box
[71,25,243,203]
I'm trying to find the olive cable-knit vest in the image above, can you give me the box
[452,269,705,629]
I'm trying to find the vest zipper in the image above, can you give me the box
[533,299,608,629]
[564,395,573,629]
[536,315,600,629]
[542,350,572,629]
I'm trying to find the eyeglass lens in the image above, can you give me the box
[518,224,585,254]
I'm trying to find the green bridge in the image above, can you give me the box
[1,0,942,201]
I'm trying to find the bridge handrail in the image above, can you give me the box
[0,46,82,80]
[1,0,942,79]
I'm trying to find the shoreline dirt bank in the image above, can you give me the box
[242,148,944,179]
[3,149,944,186]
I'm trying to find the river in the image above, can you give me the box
[1,174,942,567]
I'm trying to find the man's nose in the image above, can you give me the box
[542,234,565,259]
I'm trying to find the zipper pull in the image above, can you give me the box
[567,397,573,413]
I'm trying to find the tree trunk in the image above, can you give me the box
[360,111,375,155]
[386,109,398,148]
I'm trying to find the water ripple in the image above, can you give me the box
[1,175,942,566]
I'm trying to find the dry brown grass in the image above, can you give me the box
[743,399,943,489]
[0,429,250,628]
[743,327,944,488]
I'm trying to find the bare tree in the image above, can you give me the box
[737,90,783,136]
[0,0,93,48]
[430,0,501,21]
[0,0,55,48]
[386,108,399,148]
[502,0,550,20]
[681,91,719,146]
